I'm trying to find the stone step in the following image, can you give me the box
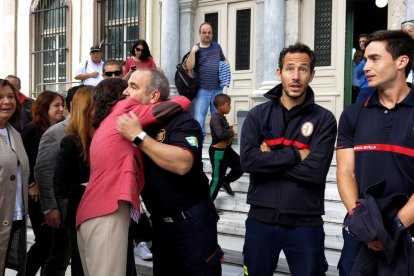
[213,191,346,224]
[217,210,344,251]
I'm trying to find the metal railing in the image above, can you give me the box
[33,81,82,98]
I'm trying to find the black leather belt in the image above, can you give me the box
[160,198,212,224]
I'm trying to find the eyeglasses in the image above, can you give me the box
[135,48,144,52]
[104,70,122,77]
[401,20,414,26]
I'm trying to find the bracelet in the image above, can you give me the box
[28,183,36,189]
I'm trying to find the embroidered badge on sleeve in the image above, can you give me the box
[185,136,198,148]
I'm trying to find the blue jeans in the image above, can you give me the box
[189,88,223,139]
[243,217,328,276]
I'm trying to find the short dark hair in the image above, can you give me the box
[129,40,152,61]
[278,42,316,72]
[5,75,21,90]
[365,30,414,77]
[103,59,122,72]
[358,34,368,40]
[199,22,213,33]
[214,94,231,108]
[66,85,84,113]
[92,78,127,129]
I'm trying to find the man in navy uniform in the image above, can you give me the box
[337,30,414,275]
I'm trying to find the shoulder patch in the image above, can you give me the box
[185,136,198,148]
[301,122,314,137]
[156,129,166,143]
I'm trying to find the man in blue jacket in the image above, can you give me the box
[241,42,337,276]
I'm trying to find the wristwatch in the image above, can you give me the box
[132,131,147,147]
[393,216,406,232]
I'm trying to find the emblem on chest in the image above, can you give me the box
[301,122,314,137]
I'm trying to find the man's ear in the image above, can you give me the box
[276,68,281,80]
[150,90,161,104]
[397,55,409,70]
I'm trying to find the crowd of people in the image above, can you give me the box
[1,21,414,276]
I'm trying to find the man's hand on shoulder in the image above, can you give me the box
[116,111,143,141]
[191,44,200,53]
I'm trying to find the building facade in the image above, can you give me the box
[1,0,413,126]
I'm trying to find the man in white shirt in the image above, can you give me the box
[74,45,104,86]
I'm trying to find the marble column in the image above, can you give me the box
[161,0,180,96]
[407,0,414,19]
[179,0,197,59]
[251,0,285,104]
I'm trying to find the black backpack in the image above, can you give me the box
[175,52,199,100]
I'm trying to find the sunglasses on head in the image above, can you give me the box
[401,19,414,26]
[135,48,144,52]
[104,70,122,77]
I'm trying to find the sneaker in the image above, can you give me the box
[134,242,153,260]
[222,182,235,196]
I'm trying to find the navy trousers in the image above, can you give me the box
[243,217,328,276]
[338,219,361,276]
[151,200,222,276]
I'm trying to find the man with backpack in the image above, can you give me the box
[186,22,227,140]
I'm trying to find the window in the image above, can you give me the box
[314,0,332,67]
[32,0,68,96]
[235,9,251,70]
[99,0,142,61]
[204,13,218,43]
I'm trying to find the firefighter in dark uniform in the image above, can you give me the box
[240,43,337,276]
[117,89,223,275]
[337,30,414,275]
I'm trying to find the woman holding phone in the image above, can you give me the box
[122,39,156,81]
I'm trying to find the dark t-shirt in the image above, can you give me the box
[141,113,210,217]
[337,87,414,197]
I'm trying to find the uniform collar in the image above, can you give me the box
[363,83,414,108]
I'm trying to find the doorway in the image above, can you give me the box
[344,0,388,106]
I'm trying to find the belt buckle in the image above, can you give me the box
[163,217,174,223]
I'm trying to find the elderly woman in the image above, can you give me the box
[0,79,30,275]
[122,39,156,81]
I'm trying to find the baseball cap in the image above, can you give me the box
[90,45,101,53]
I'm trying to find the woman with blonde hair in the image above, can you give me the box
[55,85,94,276]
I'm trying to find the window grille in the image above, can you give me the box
[99,0,140,61]
[32,0,68,95]
[235,9,251,71]
[314,0,332,67]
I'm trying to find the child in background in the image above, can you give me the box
[209,94,244,200]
